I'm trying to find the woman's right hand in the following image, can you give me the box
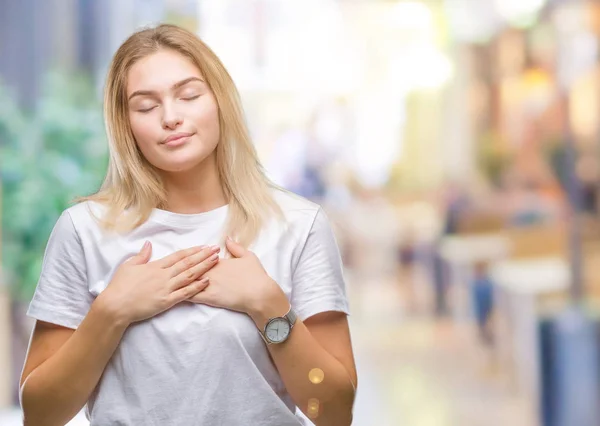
[96,241,220,326]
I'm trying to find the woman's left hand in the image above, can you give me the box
[187,237,284,316]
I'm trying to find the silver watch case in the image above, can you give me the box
[260,306,297,345]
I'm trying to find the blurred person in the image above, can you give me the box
[441,181,471,235]
[18,24,357,426]
[396,230,420,314]
[267,125,327,201]
[297,98,356,203]
[577,154,599,216]
[429,183,472,318]
[431,245,449,317]
[470,262,495,346]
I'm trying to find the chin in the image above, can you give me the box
[147,143,217,173]
[157,154,215,173]
[158,160,203,173]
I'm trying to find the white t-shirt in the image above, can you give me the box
[26,189,350,426]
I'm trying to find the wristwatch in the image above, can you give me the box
[259,305,297,345]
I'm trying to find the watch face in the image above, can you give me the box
[265,318,291,343]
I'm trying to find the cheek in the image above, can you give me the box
[205,110,221,145]
[129,115,157,152]
[193,99,220,144]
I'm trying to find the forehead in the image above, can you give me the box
[126,49,203,94]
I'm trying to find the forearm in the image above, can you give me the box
[21,298,129,426]
[250,298,356,426]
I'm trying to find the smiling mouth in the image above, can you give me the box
[162,133,194,147]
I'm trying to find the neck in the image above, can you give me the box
[159,153,227,214]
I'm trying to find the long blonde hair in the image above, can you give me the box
[78,24,283,248]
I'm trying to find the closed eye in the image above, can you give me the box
[138,105,157,113]
[182,94,201,101]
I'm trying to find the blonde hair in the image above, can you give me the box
[77,24,284,248]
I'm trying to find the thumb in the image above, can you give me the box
[127,241,152,265]
[225,237,246,258]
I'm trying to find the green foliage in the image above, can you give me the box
[0,71,107,301]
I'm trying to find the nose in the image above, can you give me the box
[161,101,183,130]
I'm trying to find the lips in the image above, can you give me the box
[162,132,194,146]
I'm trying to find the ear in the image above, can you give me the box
[225,236,247,258]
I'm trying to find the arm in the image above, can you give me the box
[20,299,128,426]
[249,294,357,426]
[189,209,356,424]
[250,293,357,426]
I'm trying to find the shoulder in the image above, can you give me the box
[62,200,109,235]
[268,187,336,246]
[270,187,321,224]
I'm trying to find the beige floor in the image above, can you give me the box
[348,271,534,426]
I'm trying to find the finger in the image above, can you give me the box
[170,277,210,305]
[126,241,152,265]
[170,251,220,290]
[154,245,206,268]
[225,237,247,258]
[169,246,220,278]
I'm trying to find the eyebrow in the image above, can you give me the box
[128,77,204,101]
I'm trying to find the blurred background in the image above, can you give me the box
[2,0,600,425]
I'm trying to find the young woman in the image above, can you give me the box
[19,24,357,426]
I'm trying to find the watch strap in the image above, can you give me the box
[284,306,297,328]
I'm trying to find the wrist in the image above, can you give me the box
[92,293,131,329]
[248,283,290,329]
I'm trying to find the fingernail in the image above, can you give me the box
[209,253,219,262]
[210,245,220,252]
[199,277,209,284]
[143,241,150,249]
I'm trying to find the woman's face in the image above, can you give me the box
[126,49,220,173]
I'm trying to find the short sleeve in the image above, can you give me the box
[291,208,350,321]
[26,211,94,329]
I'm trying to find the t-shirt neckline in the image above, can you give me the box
[149,204,229,227]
